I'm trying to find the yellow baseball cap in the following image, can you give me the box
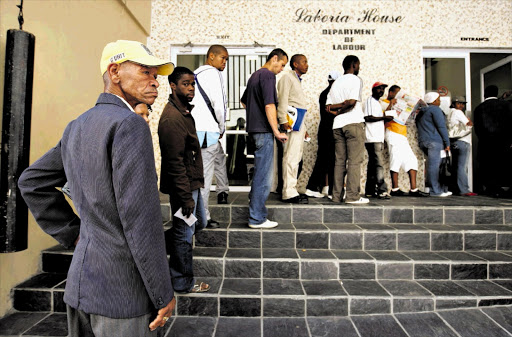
[100,40,174,76]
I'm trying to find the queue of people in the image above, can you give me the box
[16,39,512,336]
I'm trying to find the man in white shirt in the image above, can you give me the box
[191,45,229,228]
[326,55,368,204]
[364,82,393,199]
[448,96,476,196]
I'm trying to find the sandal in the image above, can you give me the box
[189,282,210,293]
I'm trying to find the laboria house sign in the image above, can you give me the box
[294,8,404,51]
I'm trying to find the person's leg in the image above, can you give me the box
[374,142,388,194]
[409,170,417,190]
[168,196,196,292]
[282,127,306,199]
[391,171,399,189]
[248,133,274,225]
[200,144,217,220]
[67,305,95,337]
[454,140,470,194]
[214,141,229,195]
[365,142,377,196]
[423,141,444,195]
[344,123,366,202]
[90,312,158,337]
[332,128,347,203]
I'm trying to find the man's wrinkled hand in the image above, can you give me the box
[149,297,176,331]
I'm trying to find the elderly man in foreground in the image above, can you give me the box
[18,40,175,336]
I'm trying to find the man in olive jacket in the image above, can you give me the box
[159,66,209,293]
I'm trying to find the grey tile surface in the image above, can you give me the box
[354,207,383,223]
[263,298,305,317]
[166,317,216,337]
[431,233,463,251]
[475,209,504,225]
[330,232,362,250]
[364,232,396,250]
[263,317,309,337]
[396,312,458,337]
[262,231,294,248]
[339,262,376,280]
[21,313,67,337]
[378,280,433,296]
[384,208,413,223]
[439,308,511,337]
[351,298,390,315]
[307,298,349,317]
[297,249,336,259]
[225,260,261,278]
[262,279,303,295]
[451,263,488,279]
[219,298,260,317]
[445,208,474,224]
[221,278,261,295]
[262,260,299,279]
[0,312,48,335]
[480,306,512,334]
[333,250,373,260]
[414,208,443,223]
[296,232,328,249]
[414,263,450,280]
[262,248,298,259]
[225,248,261,259]
[293,207,322,223]
[397,232,430,250]
[324,207,353,223]
[393,298,435,313]
[464,233,497,250]
[177,296,218,316]
[307,317,359,337]
[342,280,389,296]
[351,315,408,337]
[417,281,475,296]
[377,263,413,279]
[229,231,261,248]
[301,261,338,279]
[302,280,346,296]
[215,317,261,337]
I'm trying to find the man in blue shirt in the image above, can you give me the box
[416,92,451,197]
[241,48,288,228]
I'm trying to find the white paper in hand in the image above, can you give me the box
[174,208,197,227]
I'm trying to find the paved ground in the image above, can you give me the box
[2,306,512,336]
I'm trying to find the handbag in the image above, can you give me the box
[439,155,452,186]
[447,109,472,139]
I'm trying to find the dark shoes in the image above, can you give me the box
[409,189,430,197]
[282,194,309,204]
[390,189,407,197]
[207,219,220,229]
[217,192,228,204]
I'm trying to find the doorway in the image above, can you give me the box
[422,49,512,193]
[169,45,275,191]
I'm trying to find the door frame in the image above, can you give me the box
[480,55,512,100]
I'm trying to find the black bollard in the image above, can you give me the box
[0,29,35,252]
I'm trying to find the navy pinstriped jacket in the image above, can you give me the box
[18,93,173,318]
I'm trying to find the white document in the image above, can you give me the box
[440,150,451,158]
[174,208,197,227]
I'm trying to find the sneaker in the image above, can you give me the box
[462,192,478,196]
[432,192,451,197]
[378,192,391,199]
[321,186,329,196]
[445,191,453,196]
[248,219,278,229]
[345,197,370,204]
[409,190,430,197]
[206,219,220,229]
[305,189,325,198]
[390,189,407,197]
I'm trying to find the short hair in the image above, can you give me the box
[290,54,305,70]
[484,85,498,98]
[207,45,228,58]
[389,85,401,93]
[168,66,194,85]
[266,48,288,63]
[342,55,359,71]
